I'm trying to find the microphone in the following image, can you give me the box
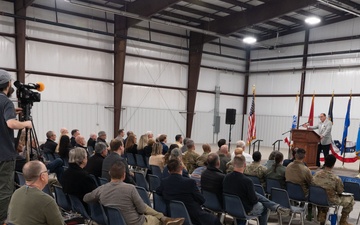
[14,81,45,92]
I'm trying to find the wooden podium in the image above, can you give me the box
[292,129,320,169]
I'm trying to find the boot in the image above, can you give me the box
[317,210,326,225]
[340,213,353,225]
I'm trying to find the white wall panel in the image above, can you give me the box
[250,58,302,71]
[310,18,360,41]
[221,46,245,58]
[248,97,298,116]
[248,73,302,95]
[26,74,113,105]
[202,54,246,71]
[0,37,16,68]
[151,32,187,47]
[124,56,188,88]
[251,45,303,59]
[122,85,186,111]
[126,40,188,63]
[204,43,220,54]
[25,41,113,79]
[307,54,360,67]
[32,101,113,143]
[0,1,14,33]
[309,40,360,54]
[198,69,245,94]
[194,92,243,114]
[304,70,360,94]
[260,31,306,46]
[139,21,188,36]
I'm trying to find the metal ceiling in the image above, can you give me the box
[66,0,360,44]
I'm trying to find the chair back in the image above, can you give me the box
[169,200,193,225]
[271,187,291,208]
[68,194,91,219]
[286,181,307,202]
[44,152,56,162]
[150,165,163,179]
[246,175,261,185]
[99,177,109,186]
[134,171,149,191]
[136,186,151,206]
[104,206,127,225]
[135,154,147,169]
[254,184,265,196]
[344,181,360,201]
[42,184,53,197]
[88,202,107,225]
[153,192,167,216]
[266,178,282,194]
[89,174,99,187]
[148,174,161,192]
[308,185,330,207]
[223,193,248,219]
[15,171,25,186]
[126,153,137,167]
[202,190,223,212]
[53,185,72,211]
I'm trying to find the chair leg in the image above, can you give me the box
[278,212,283,225]
[357,211,360,225]
[288,212,294,225]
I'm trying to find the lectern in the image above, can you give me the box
[292,129,320,169]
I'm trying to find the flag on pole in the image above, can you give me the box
[356,123,360,159]
[308,95,315,126]
[328,93,334,124]
[247,87,256,145]
[292,95,299,129]
[340,96,351,154]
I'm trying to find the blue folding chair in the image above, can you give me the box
[15,171,25,187]
[42,184,53,197]
[343,181,360,224]
[246,175,261,185]
[271,187,305,225]
[126,153,137,168]
[53,185,72,211]
[135,154,148,171]
[89,174,99,187]
[254,184,265,196]
[104,206,127,225]
[68,194,91,220]
[134,171,149,191]
[202,190,223,213]
[99,177,109,186]
[153,192,167,216]
[148,174,161,192]
[223,193,260,225]
[308,185,339,225]
[136,186,152,206]
[266,178,282,195]
[88,201,107,225]
[169,200,193,225]
[150,165,163,179]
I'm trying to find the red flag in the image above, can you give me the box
[284,137,290,147]
[308,95,315,126]
[247,90,256,144]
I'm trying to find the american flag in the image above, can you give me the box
[247,91,256,144]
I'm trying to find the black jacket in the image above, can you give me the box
[84,153,105,178]
[41,139,58,154]
[201,166,225,204]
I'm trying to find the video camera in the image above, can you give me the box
[14,81,44,120]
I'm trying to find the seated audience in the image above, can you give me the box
[182,139,200,174]
[123,130,133,146]
[85,142,108,178]
[157,159,222,225]
[60,148,97,206]
[244,151,267,186]
[84,161,184,225]
[313,155,354,225]
[115,129,125,142]
[137,134,148,153]
[7,161,64,225]
[159,134,169,155]
[283,148,296,167]
[124,134,138,156]
[226,147,243,173]
[70,129,80,147]
[201,153,225,204]
[58,135,72,165]
[231,140,253,164]
[265,151,286,188]
[223,156,290,225]
[40,130,58,154]
[87,133,97,153]
[196,143,211,167]
[264,151,276,169]
[102,139,135,184]
[142,138,155,158]
[163,148,189,178]
[180,138,189,153]
[218,145,231,173]
[217,139,226,153]
[60,127,69,136]
[164,144,179,165]
[175,134,183,148]
[149,142,165,171]
[97,131,109,147]
[75,135,88,154]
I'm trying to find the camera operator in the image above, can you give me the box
[0,69,32,224]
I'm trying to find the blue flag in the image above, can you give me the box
[356,123,360,159]
[340,97,351,154]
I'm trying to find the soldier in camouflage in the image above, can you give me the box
[313,155,354,225]
[182,139,200,174]
[244,151,267,187]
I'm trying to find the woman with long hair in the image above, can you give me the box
[58,135,72,165]
[124,134,138,155]
[149,142,165,171]
[265,151,286,188]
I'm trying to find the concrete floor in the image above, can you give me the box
[192,143,360,225]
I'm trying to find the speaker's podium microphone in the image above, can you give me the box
[36,82,45,92]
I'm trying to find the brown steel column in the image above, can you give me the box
[113,15,127,138]
[186,32,204,138]
[14,0,30,83]
[241,48,251,140]
[298,28,310,123]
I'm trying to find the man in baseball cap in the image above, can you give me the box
[0,69,32,223]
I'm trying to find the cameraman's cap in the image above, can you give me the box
[0,69,11,85]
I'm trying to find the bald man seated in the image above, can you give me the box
[7,160,64,225]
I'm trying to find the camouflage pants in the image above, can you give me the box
[336,195,355,214]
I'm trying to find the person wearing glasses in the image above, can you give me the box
[304,113,333,167]
[7,160,64,225]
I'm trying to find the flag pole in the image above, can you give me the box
[342,91,352,168]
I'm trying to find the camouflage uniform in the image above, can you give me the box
[285,160,312,196]
[196,152,209,167]
[313,169,354,225]
[244,162,267,186]
[183,150,200,174]
[265,164,286,188]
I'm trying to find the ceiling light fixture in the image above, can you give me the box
[305,16,321,25]
[243,36,257,44]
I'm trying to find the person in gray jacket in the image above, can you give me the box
[304,113,332,167]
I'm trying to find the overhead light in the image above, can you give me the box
[305,16,321,25]
[243,36,257,44]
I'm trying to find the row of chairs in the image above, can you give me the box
[126,153,150,172]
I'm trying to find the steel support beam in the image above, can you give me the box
[241,48,251,141]
[114,15,127,138]
[298,29,310,123]
[186,32,204,138]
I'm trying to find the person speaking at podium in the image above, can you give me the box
[303,113,332,168]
